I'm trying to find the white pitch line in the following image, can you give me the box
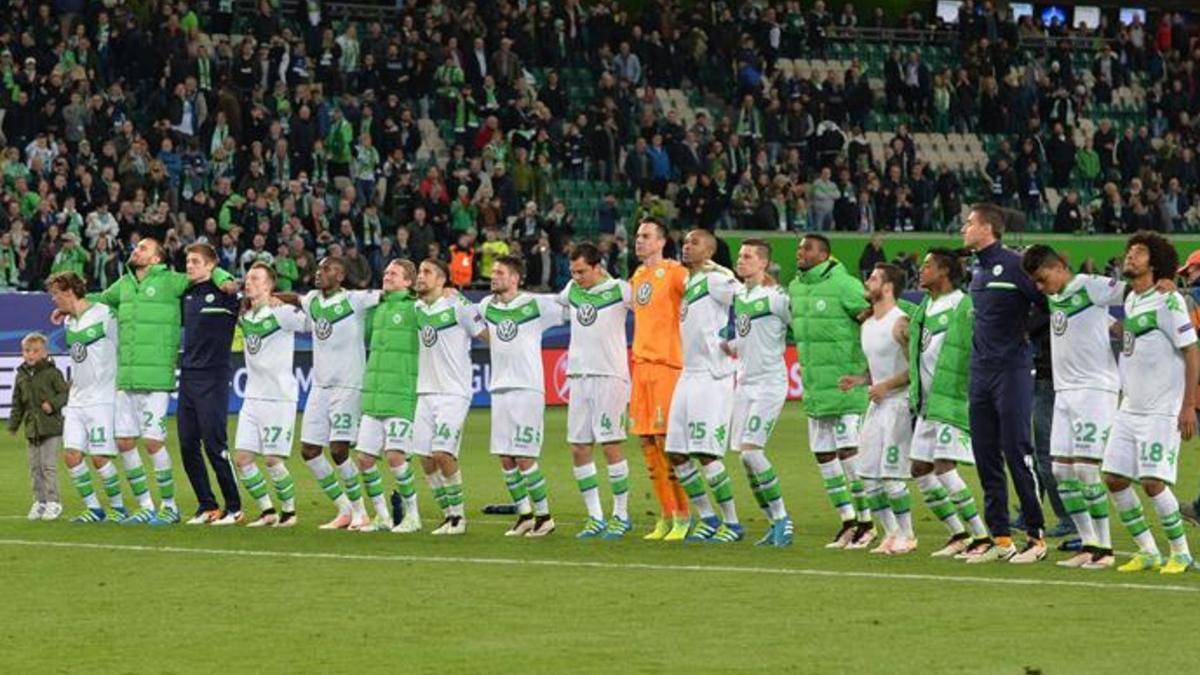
[0,538,1195,594]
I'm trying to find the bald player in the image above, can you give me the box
[630,219,691,541]
[666,229,745,542]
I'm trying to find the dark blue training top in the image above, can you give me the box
[968,241,1047,371]
[180,279,238,375]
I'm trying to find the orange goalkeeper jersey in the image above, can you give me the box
[631,259,687,367]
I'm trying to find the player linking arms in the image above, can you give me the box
[840,264,917,554]
[479,256,563,537]
[724,239,793,546]
[665,230,744,542]
[233,264,308,527]
[47,272,127,523]
[1101,233,1198,575]
[1021,245,1122,569]
[353,259,423,533]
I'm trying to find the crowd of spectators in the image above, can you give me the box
[0,1,1198,295]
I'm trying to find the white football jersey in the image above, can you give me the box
[1119,288,1197,416]
[918,289,965,408]
[862,305,907,402]
[732,283,791,387]
[557,277,632,381]
[241,304,308,402]
[64,302,119,406]
[1047,274,1123,393]
[680,265,741,377]
[301,289,380,389]
[480,292,566,393]
[416,295,485,398]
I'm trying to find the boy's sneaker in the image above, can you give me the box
[40,502,63,521]
[26,502,44,521]
[276,511,298,528]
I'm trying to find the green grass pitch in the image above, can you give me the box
[2,402,1199,673]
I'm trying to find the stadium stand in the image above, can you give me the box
[0,1,1197,294]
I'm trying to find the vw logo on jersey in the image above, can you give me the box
[496,319,519,342]
[992,264,1003,276]
[392,313,404,325]
[735,313,752,337]
[576,302,598,326]
[815,299,827,312]
[636,282,653,306]
[205,293,215,303]
[314,317,333,340]
[1122,329,1135,356]
[1051,310,1068,336]
[145,286,157,297]
[245,333,263,355]
[420,325,439,347]
[69,341,87,363]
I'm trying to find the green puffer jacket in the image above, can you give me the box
[93,265,233,391]
[360,290,419,419]
[908,291,973,432]
[788,259,870,417]
[7,359,67,441]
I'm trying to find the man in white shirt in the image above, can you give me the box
[232,263,309,528]
[294,257,380,530]
[1102,233,1199,575]
[47,272,125,523]
[479,256,565,537]
[557,243,634,539]
[1022,245,1124,569]
[414,259,488,535]
[665,230,744,542]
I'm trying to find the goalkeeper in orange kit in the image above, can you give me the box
[630,219,691,541]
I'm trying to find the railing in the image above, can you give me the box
[826,25,1114,51]
[233,0,404,23]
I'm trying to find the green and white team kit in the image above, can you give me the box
[63,302,119,456]
[235,304,308,456]
[301,289,381,445]
[480,292,566,457]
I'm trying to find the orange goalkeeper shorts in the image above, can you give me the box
[630,362,681,436]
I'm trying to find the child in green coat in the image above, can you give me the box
[7,333,68,520]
